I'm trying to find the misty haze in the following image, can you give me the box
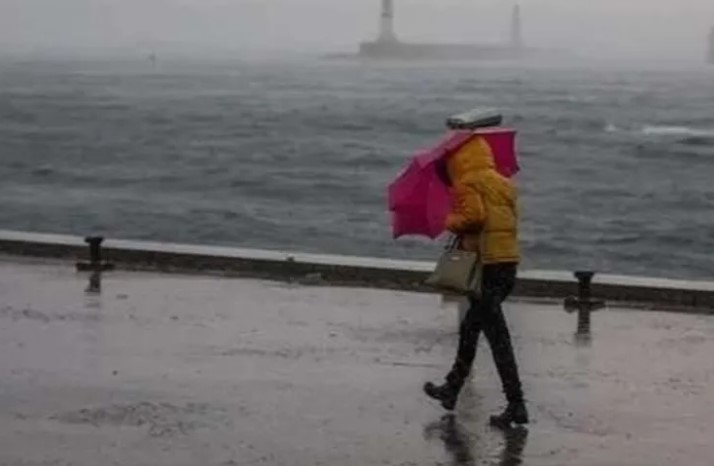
[1,1,714,465]
[1,0,713,60]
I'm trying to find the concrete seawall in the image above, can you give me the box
[1,230,713,313]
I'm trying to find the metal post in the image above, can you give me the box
[564,271,604,340]
[575,271,593,336]
[76,236,114,272]
[87,237,103,266]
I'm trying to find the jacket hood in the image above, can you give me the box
[446,136,495,183]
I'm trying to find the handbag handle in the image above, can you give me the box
[444,235,463,251]
[445,233,485,256]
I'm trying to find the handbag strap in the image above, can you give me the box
[445,235,461,251]
[446,232,483,254]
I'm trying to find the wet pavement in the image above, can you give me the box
[1,258,714,465]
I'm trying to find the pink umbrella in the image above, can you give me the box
[388,128,519,239]
[388,157,451,239]
[473,127,519,178]
[410,127,519,177]
[388,131,472,239]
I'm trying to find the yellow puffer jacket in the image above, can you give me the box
[445,136,520,264]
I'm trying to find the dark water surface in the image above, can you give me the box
[1,58,713,278]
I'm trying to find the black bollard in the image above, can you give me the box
[76,236,115,272]
[575,271,594,302]
[576,300,592,336]
[574,271,592,334]
[564,271,605,338]
[87,236,103,266]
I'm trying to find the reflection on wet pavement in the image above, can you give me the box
[425,414,528,466]
[86,270,102,294]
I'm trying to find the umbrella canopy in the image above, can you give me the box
[387,128,519,239]
[387,131,471,239]
[473,127,519,178]
[388,157,451,239]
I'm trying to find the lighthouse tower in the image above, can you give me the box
[708,26,714,65]
[510,4,524,50]
[378,0,398,43]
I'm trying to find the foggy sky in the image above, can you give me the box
[1,0,713,60]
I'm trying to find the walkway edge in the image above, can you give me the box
[1,230,713,313]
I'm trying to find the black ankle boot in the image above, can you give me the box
[489,402,529,428]
[423,381,460,411]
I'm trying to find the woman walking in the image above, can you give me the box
[424,135,528,428]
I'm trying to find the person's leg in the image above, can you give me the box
[479,264,528,426]
[424,294,485,410]
[482,300,524,404]
[424,268,499,410]
[446,293,488,386]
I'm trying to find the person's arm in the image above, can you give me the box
[445,184,486,234]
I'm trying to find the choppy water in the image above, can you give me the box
[1,58,713,279]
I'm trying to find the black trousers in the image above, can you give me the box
[446,263,524,404]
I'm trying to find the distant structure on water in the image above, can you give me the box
[358,0,530,61]
[708,27,714,65]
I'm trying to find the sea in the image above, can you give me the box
[1,57,713,280]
